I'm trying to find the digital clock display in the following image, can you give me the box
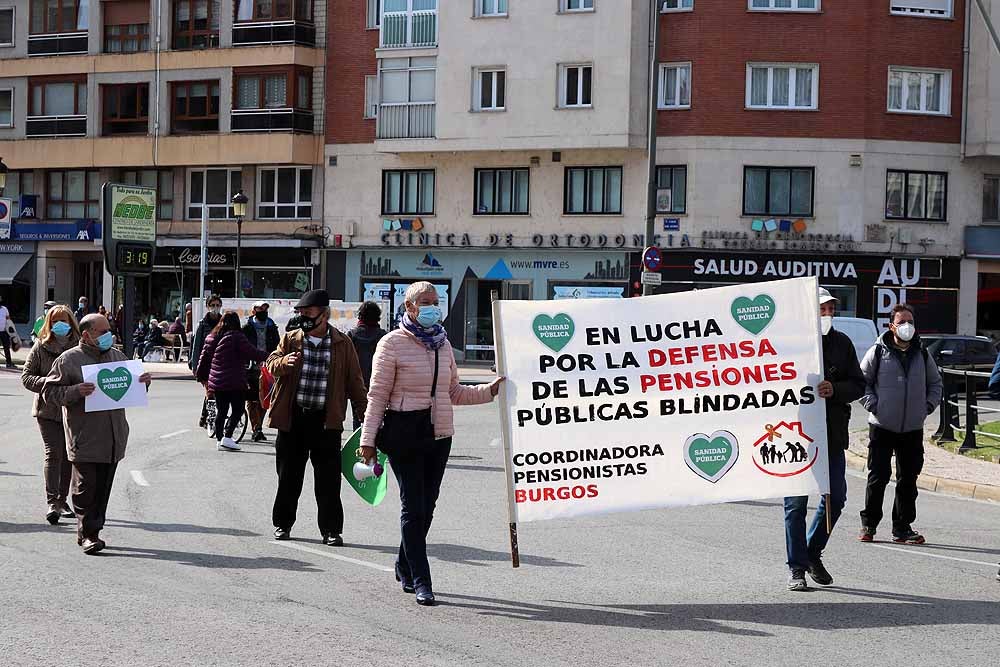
[116,244,153,272]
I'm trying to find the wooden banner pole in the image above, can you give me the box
[825,493,833,535]
[491,290,520,568]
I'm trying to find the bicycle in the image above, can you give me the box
[204,398,248,443]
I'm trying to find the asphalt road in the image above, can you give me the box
[1,371,998,667]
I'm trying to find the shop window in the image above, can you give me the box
[187,168,242,219]
[743,166,813,217]
[239,269,312,299]
[564,166,622,215]
[257,167,312,219]
[3,172,36,217]
[474,168,529,215]
[656,165,687,214]
[172,0,220,50]
[46,170,101,219]
[171,81,220,133]
[885,169,946,222]
[382,169,434,215]
[102,83,150,135]
[121,169,174,220]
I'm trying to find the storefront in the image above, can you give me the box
[632,250,962,333]
[0,240,36,335]
[966,227,1000,339]
[343,249,630,362]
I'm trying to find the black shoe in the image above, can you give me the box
[252,430,266,442]
[322,533,343,547]
[274,527,291,541]
[807,558,833,586]
[415,588,435,606]
[45,505,60,525]
[395,567,415,594]
[199,416,207,429]
[892,529,926,545]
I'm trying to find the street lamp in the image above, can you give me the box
[232,190,249,298]
[0,157,9,197]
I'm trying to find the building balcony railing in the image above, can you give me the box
[380,11,437,49]
[376,103,435,139]
[26,115,88,137]
[28,32,89,56]
[232,20,316,46]
[231,108,314,133]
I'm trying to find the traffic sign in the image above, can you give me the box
[640,271,662,287]
[642,246,662,272]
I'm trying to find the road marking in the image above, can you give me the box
[870,543,997,568]
[130,470,150,487]
[160,429,190,439]
[272,541,394,572]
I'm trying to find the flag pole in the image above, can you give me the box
[491,290,520,568]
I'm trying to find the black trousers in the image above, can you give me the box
[860,425,924,535]
[272,407,343,535]
[0,331,12,366]
[390,438,452,592]
[213,390,245,440]
[71,462,118,542]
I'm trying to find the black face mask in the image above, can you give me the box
[298,314,325,333]
[255,311,269,322]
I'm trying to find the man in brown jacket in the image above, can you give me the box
[43,314,151,554]
[266,289,368,546]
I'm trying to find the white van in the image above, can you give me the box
[832,317,879,365]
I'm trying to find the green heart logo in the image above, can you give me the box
[731,295,776,335]
[684,430,739,483]
[532,314,575,353]
[97,367,133,402]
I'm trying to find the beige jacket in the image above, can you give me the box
[22,334,80,421]
[42,343,131,464]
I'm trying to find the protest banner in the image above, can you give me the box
[492,276,829,562]
[192,299,389,334]
[82,360,148,412]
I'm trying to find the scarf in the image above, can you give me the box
[401,313,447,351]
[250,317,270,331]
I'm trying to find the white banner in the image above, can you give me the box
[192,299,390,334]
[494,276,829,523]
[83,360,148,412]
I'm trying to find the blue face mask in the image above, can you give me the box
[51,322,71,338]
[96,331,114,352]
[416,305,442,328]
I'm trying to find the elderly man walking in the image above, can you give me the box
[43,314,151,554]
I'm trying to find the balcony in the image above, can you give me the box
[380,11,437,49]
[28,32,89,56]
[376,103,435,139]
[26,115,87,137]
[233,20,316,46]
[231,108,314,133]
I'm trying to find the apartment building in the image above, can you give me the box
[0,0,326,329]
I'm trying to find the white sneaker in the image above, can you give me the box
[216,440,226,451]
[220,436,240,451]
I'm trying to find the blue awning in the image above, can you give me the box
[966,226,1000,259]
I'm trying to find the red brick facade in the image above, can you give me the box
[659,0,965,143]
[325,0,379,145]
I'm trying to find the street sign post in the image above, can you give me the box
[640,271,662,287]
[102,183,157,358]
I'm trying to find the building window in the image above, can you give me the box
[377,56,436,139]
[477,0,508,17]
[656,166,687,214]
[235,0,313,21]
[257,167,313,219]
[888,67,950,115]
[382,169,434,215]
[743,166,814,217]
[890,1,951,18]
[235,67,312,110]
[187,168,242,219]
[984,176,1000,222]
[659,63,691,109]
[104,23,150,52]
[1,7,14,47]
[367,0,380,28]
[559,64,592,108]
[749,0,818,10]
[121,169,174,220]
[0,89,12,127]
[561,0,594,12]
[474,69,506,111]
[474,168,529,215]
[173,0,220,49]
[171,81,220,133]
[662,0,693,10]
[746,63,818,110]
[102,83,149,135]
[3,172,35,217]
[886,169,946,222]
[46,170,101,219]
[30,0,88,34]
[30,78,87,116]
[564,166,622,215]
[364,75,378,118]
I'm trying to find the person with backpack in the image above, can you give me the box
[347,301,387,430]
[242,301,280,442]
[858,303,942,545]
[196,311,269,451]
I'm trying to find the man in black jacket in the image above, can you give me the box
[243,301,280,442]
[784,287,865,592]
[347,301,387,431]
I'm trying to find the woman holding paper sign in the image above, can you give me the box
[21,305,81,525]
[360,281,504,607]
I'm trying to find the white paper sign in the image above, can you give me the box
[494,276,829,523]
[82,360,148,412]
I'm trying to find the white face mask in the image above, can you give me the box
[820,316,833,336]
[895,322,915,342]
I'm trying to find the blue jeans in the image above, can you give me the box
[783,447,847,570]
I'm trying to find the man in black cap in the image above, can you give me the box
[264,290,368,545]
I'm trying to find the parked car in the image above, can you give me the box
[832,316,879,365]
[921,335,998,372]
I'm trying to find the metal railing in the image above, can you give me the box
[25,115,87,137]
[933,368,998,452]
[28,31,88,56]
[380,10,437,48]
[376,102,435,139]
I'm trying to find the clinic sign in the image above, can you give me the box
[102,183,156,276]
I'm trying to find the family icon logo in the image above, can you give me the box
[531,314,575,352]
[731,294,776,335]
[751,421,818,477]
[683,430,738,483]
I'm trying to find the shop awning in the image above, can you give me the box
[0,253,32,285]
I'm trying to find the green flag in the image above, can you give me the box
[341,427,389,506]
